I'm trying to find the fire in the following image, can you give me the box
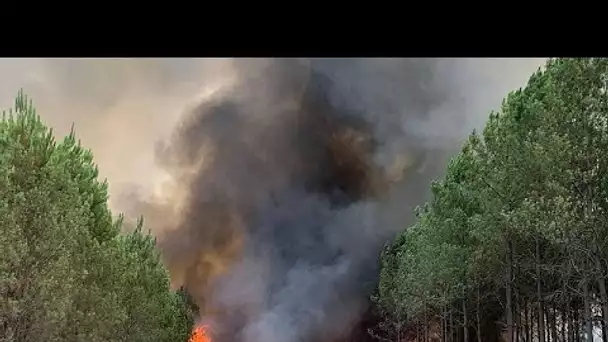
[189,325,211,342]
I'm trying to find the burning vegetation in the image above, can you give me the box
[119,58,542,342]
[135,59,450,342]
[0,58,549,342]
[189,325,212,342]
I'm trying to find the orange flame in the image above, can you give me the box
[189,325,211,342]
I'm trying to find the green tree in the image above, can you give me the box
[0,91,194,342]
[375,58,608,342]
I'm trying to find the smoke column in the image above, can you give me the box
[0,58,546,342]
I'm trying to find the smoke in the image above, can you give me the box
[0,58,545,342]
[0,58,235,200]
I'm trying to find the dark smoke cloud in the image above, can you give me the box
[0,58,545,342]
[130,58,545,342]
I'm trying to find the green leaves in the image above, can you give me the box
[375,58,608,341]
[0,91,194,342]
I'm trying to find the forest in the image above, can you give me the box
[375,58,608,342]
[2,58,607,342]
[0,91,197,341]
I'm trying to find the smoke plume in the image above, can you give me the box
[0,58,545,342]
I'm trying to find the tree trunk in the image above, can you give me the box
[545,305,556,342]
[593,253,608,342]
[550,303,558,342]
[507,238,514,342]
[526,301,531,342]
[450,308,454,342]
[424,296,429,342]
[536,238,546,342]
[515,293,520,342]
[533,307,538,342]
[602,317,607,342]
[477,285,483,342]
[464,297,469,342]
[563,307,568,342]
[397,322,402,342]
[545,305,550,342]
[546,310,550,342]
[575,304,581,342]
[602,316,608,342]
[584,283,593,342]
[570,303,576,342]
[532,305,537,342]
[442,307,446,342]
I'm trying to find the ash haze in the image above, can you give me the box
[0,58,546,342]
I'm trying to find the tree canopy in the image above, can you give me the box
[375,58,608,342]
[0,91,196,342]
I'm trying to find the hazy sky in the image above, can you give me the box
[0,58,545,211]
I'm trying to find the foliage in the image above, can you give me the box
[0,90,196,342]
[376,58,608,342]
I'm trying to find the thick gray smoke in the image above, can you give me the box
[0,58,545,342]
[133,58,545,342]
